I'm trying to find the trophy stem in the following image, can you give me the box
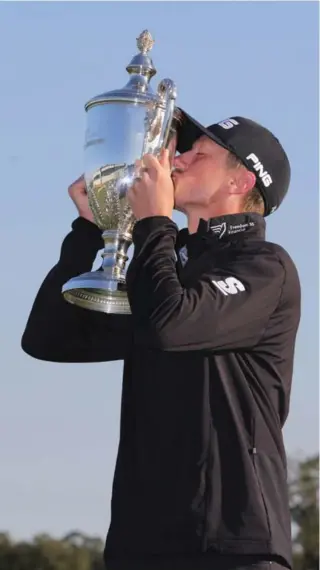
[100,230,131,281]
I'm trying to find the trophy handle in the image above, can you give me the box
[137,78,177,178]
[156,78,177,150]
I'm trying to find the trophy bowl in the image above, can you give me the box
[62,30,178,314]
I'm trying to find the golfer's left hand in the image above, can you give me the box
[128,149,174,220]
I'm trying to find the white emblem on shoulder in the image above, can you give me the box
[212,277,245,296]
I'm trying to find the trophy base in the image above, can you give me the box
[62,271,131,315]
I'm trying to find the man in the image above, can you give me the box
[21,110,301,570]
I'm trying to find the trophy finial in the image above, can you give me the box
[126,30,156,82]
[137,30,155,54]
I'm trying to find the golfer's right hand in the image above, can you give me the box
[68,175,95,224]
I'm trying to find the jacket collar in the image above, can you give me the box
[200,212,265,241]
[178,213,265,242]
[177,213,265,259]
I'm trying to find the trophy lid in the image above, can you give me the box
[85,30,160,110]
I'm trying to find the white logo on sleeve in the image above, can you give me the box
[212,277,246,296]
[246,153,273,187]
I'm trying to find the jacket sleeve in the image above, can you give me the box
[126,217,286,352]
[21,217,133,363]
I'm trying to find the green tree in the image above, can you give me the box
[0,531,104,570]
[289,455,319,570]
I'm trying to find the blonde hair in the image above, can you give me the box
[227,152,265,215]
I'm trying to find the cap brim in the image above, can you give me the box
[176,108,229,154]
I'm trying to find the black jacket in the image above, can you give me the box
[21,213,301,570]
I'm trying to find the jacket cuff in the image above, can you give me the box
[132,216,178,250]
[71,216,103,241]
[59,217,104,271]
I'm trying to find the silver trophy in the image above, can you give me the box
[62,30,178,314]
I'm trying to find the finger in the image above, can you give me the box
[133,171,150,186]
[134,159,142,176]
[159,148,170,171]
[141,154,161,182]
[142,153,160,171]
[131,171,149,191]
[68,177,86,197]
[134,158,151,182]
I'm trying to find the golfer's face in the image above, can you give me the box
[172,136,232,208]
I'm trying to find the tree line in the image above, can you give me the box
[0,455,318,570]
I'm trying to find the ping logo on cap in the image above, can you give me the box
[246,153,273,187]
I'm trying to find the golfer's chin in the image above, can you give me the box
[172,172,188,212]
[173,187,185,214]
[172,172,183,192]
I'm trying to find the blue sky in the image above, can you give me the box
[0,1,318,541]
